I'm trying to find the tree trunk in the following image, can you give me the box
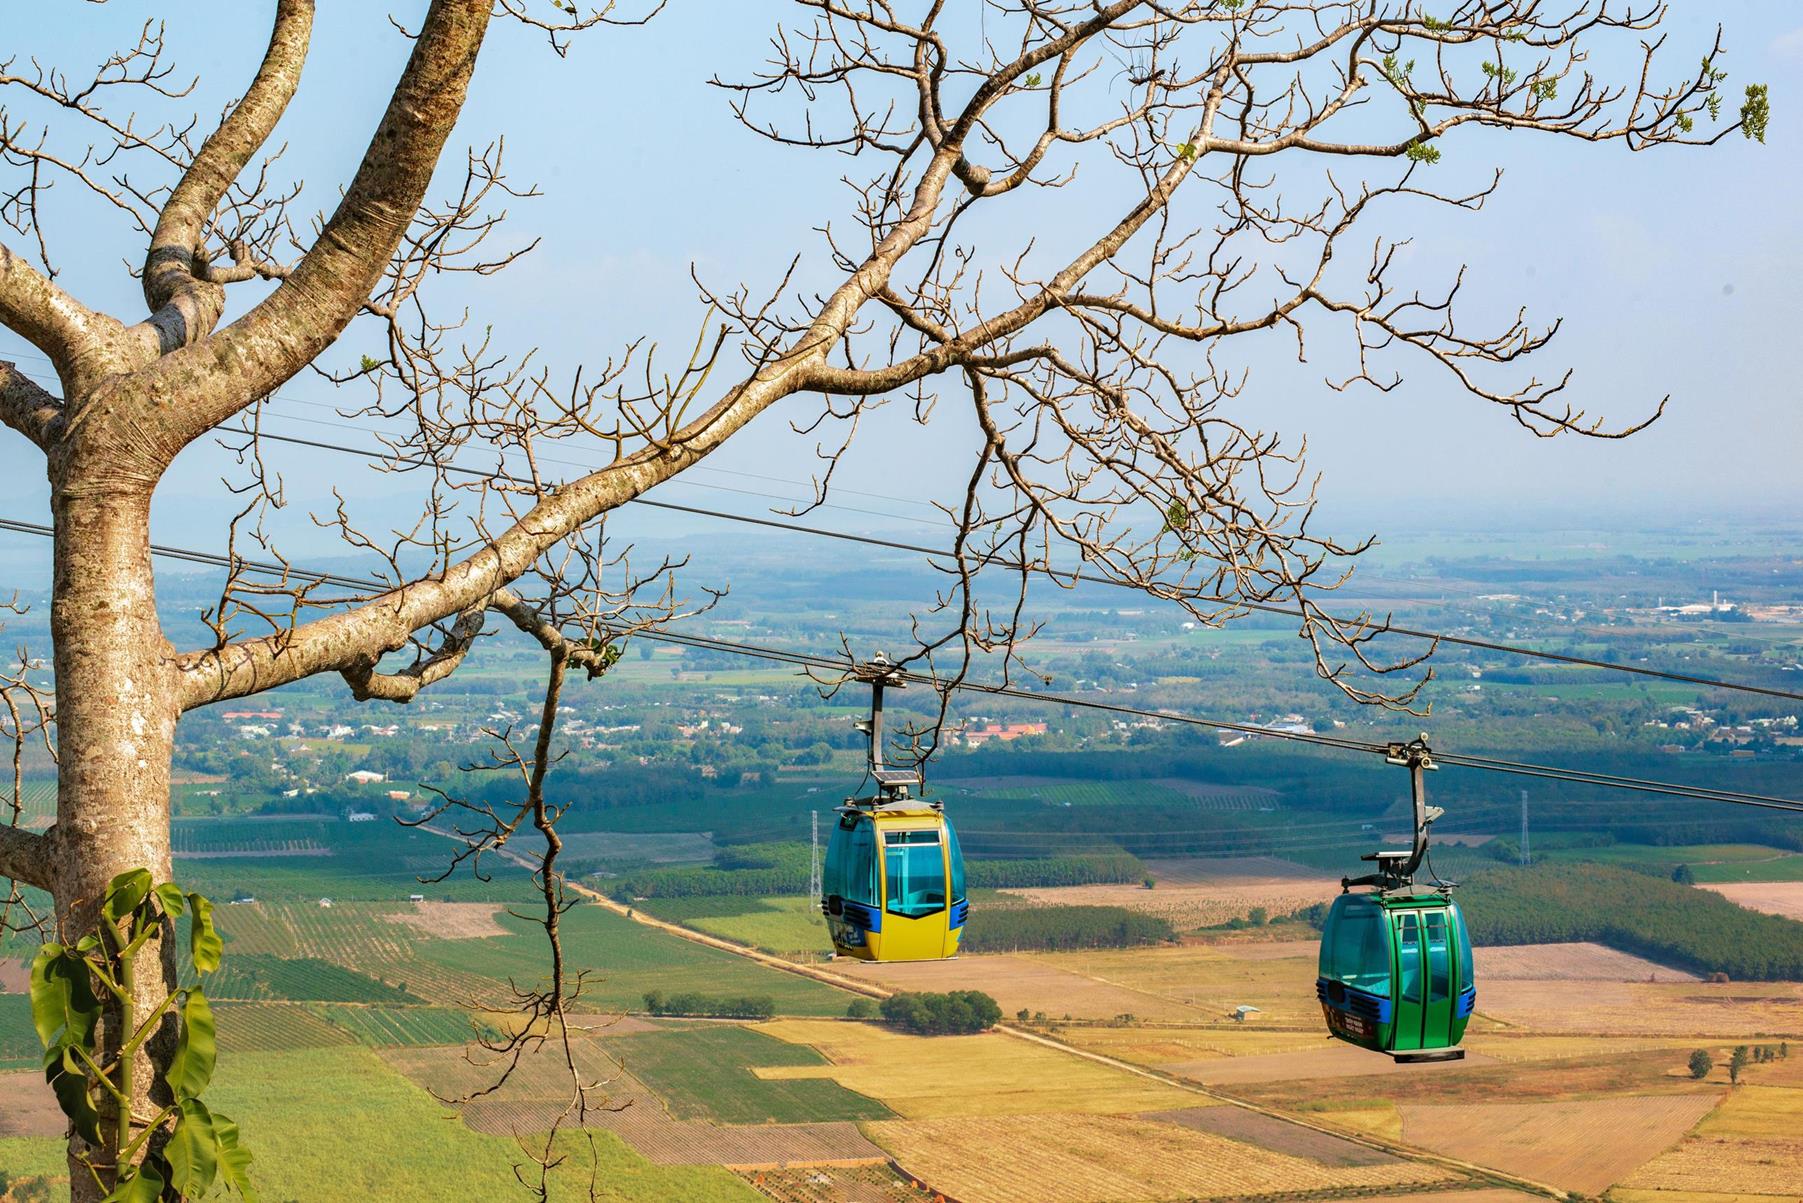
[49,478,179,1201]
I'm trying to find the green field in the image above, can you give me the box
[638,895,828,956]
[216,1002,358,1052]
[1539,842,1803,882]
[1,991,35,1070]
[206,953,421,1004]
[607,1025,893,1124]
[317,1005,488,1048]
[415,904,855,1016]
[0,1046,763,1202]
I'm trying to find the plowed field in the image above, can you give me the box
[868,1112,1456,1203]
[1398,1093,1719,1195]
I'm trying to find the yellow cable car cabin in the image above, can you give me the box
[822,800,967,961]
[818,653,967,962]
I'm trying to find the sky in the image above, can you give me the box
[1,1,1800,576]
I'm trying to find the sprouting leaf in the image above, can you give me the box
[1175,142,1198,162]
[1741,83,1770,144]
[166,1098,221,1198]
[1531,78,1557,102]
[165,988,218,1100]
[214,1113,259,1202]
[102,1159,167,1203]
[1022,72,1042,88]
[102,868,154,926]
[1164,499,1191,533]
[29,944,99,1049]
[188,892,222,973]
[1406,142,1442,165]
[153,882,188,920]
[359,354,381,372]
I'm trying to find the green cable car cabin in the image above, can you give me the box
[820,654,967,962]
[1317,891,1475,1056]
[1316,737,1476,1061]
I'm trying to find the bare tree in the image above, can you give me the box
[0,1,1765,1196]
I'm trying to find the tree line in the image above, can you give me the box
[1458,864,1803,981]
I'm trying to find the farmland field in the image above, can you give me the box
[1397,1094,1720,1195]
[414,904,856,1015]
[316,1004,486,1047]
[605,1025,894,1124]
[0,1046,765,1201]
[215,1002,357,1051]
[757,1020,1196,1117]
[867,1112,1456,1203]
[828,950,1216,1022]
[638,894,827,956]
[1005,878,1339,931]
[1474,941,1700,982]
[1702,881,1803,920]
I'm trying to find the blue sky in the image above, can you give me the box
[2,2,1799,565]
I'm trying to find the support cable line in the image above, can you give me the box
[2,355,1795,702]
[225,422,1803,706]
[0,516,1798,816]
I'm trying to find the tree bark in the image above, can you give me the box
[48,472,179,1201]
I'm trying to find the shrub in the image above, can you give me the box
[879,990,1002,1035]
[641,990,776,1020]
[960,904,1173,953]
[845,998,878,1020]
[1688,1049,1713,1079]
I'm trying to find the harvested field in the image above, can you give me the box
[1474,942,1699,982]
[0,955,27,993]
[1233,1048,1729,1111]
[757,1020,1196,1118]
[1210,940,1318,960]
[1141,855,1326,885]
[1005,879,1339,931]
[1463,1034,1701,1064]
[739,1163,936,1203]
[389,1033,883,1167]
[1035,943,1325,1026]
[607,1026,893,1124]
[868,1112,1456,1203]
[1054,1025,1331,1067]
[1168,1042,1493,1086]
[1398,1093,1719,1195]
[597,1117,882,1168]
[1621,1135,1803,1196]
[1694,1083,1803,1138]
[383,901,508,940]
[1703,881,1803,920]
[0,1070,59,1137]
[1144,1106,1402,1166]
[1479,977,1803,1037]
[827,952,1209,1022]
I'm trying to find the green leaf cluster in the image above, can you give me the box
[29,869,256,1202]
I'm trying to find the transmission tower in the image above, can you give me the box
[808,810,822,901]
[1519,789,1531,866]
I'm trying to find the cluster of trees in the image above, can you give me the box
[874,991,1002,1036]
[1458,865,1803,981]
[962,905,1175,953]
[640,991,776,1020]
[1689,1043,1789,1084]
[610,842,811,899]
[968,853,1146,889]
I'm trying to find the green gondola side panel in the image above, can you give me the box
[1317,892,1474,1055]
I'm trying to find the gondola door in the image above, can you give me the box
[1390,910,1426,1052]
[1421,909,1455,1049]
